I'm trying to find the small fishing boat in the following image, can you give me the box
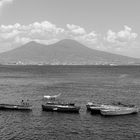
[42,103,80,113]
[42,94,80,113]
[86,102,139,115]
[86,102,114,114]
[0,100,32,111]
[100,107,139,116]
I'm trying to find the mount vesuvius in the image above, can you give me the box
[0,39,139,65]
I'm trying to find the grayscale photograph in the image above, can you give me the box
[0,0,140,139]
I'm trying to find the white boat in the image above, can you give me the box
[100,107,139,116]
[86,102,139,115]
[86,102,118,113]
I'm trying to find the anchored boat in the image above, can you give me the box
[86,102,139,116]
[42,94,80,113]
[0,100,32,111]
[42,103,80,113]
[100,106,139,116]
[86,102,113,114]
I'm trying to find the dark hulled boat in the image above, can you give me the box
[86,102,103,114]
[42,94,80,113]
[42,102,80,113]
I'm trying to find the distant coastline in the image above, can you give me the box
[0,63,140,67]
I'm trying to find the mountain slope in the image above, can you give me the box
[0,39,139,65]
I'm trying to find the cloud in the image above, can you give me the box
[0,21,64,45]
[74,31,98,45]
[0,21,98,51]
[66,24,86,35]
[66,24,98,45]
[0,21,138,53]
[82,31,98,44]
[105,25,138,45]
[0,0,14,8]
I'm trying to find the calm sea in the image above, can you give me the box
[0,65,140,140]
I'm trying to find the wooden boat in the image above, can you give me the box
[0,103,32,111]
[86,102,111,113]
[0,100,32,111]
[86,102,139,115]
[42,103,80,113]
[100,107,139,116]
[42,94,80,113]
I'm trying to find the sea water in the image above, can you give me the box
[0,65,140,140]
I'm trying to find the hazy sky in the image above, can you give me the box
[0,0,140,58]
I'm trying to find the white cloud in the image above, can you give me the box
[82,31,98,44]
[0,21,138,53]
[74,31,98,45]
[105,25,138,45]
[66,24,86,35]
[0,21,64,46]
[0,22,62,51]
[0,21,99,50]
[66,24,98,45]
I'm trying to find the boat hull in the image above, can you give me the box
[86,103,112,114]
[42,104,80,113]
[86,102,139,116]
[100,108,139,116]
[0,104,32,111]
[86,105,101,114]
